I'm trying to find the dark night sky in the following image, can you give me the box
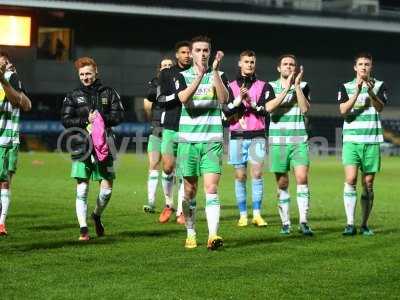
[380,0,400,8]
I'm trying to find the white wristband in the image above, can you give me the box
[233,96,242,107]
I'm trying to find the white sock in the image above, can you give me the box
[297,185,310,224]
[0,189,10,225]
[183,198,196,236]
[161,171,174,207]
[278,188,290,226]
[205,193,220,238]
[76,182,88,228]
[344,183,357,225]
[176,178,184,216]
[147,170,159,206]
[94,187,112,216]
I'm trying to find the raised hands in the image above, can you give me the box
[294,65,304,86]
[212,50,224,71]
[195,59,206,76]
[366,78,375,91]
[88,110,98,124]
[283,71,295,90]
[355,77,364,94]
[240,85,249,101]
[232,84,248,107]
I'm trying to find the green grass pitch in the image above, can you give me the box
[1,152,399,299]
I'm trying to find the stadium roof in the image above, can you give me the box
[3,0,400,33]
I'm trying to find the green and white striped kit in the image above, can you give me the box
[0,71,20,147]
[268,79,308,145]
[178,67,223,143]
[342,78,383,144]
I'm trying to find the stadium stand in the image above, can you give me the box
[1,0,399,154]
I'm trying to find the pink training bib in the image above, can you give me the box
[91,112,109,162]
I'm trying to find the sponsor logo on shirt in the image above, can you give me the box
[354,94,368,109]
[195,85,213,97]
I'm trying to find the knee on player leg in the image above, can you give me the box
[184,181,197,199]
[277,174,289,190]
[162,155,175,174]
[235,169,247,182]
[204,182,217,195]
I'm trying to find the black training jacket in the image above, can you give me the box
[157,64,189,131]
[61,79,124,160]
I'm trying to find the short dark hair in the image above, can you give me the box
[354,52,373,64]
[239,50,256,59]
[175,41,190,52]
[190,35,212,50]
[277,54,297,66]
[0,51,10,59]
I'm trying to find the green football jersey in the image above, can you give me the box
[338,78,387,144]
[268,79,310,145]
[177,67,224,143]
[0,71,21,147]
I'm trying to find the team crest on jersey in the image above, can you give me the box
[175,80,180,90]
[77,97,85,104]
[102,98,108,105]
